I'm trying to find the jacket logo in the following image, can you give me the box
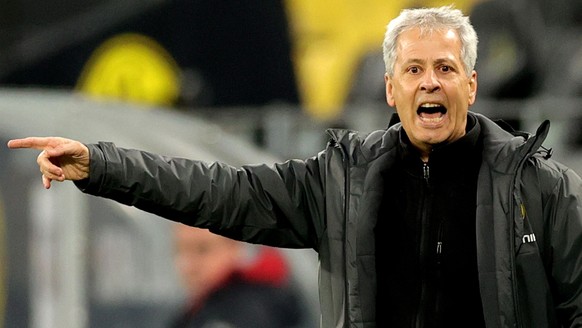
[522,233,537,244]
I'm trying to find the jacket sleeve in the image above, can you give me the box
[541,161,582,326]
[75,142,326,249]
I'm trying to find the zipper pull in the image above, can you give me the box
[436,241,442,265]
[436,221,443,265]
[423,162,430,184]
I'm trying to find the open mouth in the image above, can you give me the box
[417,103,447,123]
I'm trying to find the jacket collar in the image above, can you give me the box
[474,112,550,174]
[325,112,551,173]
[398,113,481,158]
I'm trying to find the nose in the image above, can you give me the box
[420,70,440,93]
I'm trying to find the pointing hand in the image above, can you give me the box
[7,137,90,189]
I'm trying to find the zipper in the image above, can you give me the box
[423,162,430,184]
[511,148,532,328]
[325,136,352,326]
[510,191,524,328]
[335,137,351,327]
[434,220,444,320]
[416,161,432,328]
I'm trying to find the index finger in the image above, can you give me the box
[7,137,51,150]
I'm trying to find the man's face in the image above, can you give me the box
[174,225,241,297]
[385,27,477,159]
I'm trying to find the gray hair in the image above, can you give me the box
[382,5,478,77]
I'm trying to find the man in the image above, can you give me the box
[169,225,304,328]
[7,6,582,327]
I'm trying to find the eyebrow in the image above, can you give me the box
[402,58,454,66]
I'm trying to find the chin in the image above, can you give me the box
[417,128,443,138]
[420,134,449,146]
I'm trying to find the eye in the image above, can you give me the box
[407,66,421,74]
[439,65,453,73]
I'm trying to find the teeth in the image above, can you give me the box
[419,116,444,123]
[420,103,441,108]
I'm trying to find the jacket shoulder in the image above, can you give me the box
[325,126,399,162]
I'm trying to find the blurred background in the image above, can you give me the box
[0,0,581,327]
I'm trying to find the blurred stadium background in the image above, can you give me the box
[0,0,581,327]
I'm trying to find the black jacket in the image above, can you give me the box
[77,112,582,327]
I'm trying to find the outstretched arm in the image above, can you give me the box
[7,137,90,189]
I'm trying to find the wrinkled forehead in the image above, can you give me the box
[395,27,461,52]
[398,26,459,42]
[393,27,465,71]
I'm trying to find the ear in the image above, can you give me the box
[468,71,477,106]
[385,73,396,107]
